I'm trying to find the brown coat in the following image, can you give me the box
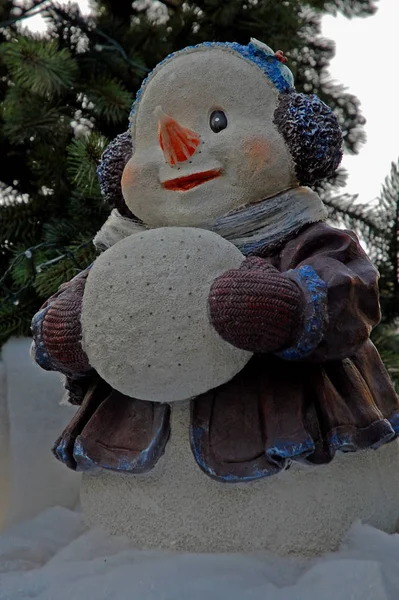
[47,223,399,479]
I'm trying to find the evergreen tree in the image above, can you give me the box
[0,0,379,345]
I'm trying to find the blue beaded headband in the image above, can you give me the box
[129,38,295,122]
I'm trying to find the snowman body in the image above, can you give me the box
[81,404,399,555]
[32,39,399,556]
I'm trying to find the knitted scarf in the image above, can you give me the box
[94,186,327,255]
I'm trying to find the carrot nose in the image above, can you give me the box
[156,106,200,166]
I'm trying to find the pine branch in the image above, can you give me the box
[374,160,399,321]
[0,296,39,346]
[43,218,90,246]
[323,193,383,239]
[371,323,399,388]
[34,242,96,297]
[85,76,132,124]
[67,132,108,197]
[0,195,47,245]
[47,4,151,74]
[0,240,95,310]
[157,0,182,10]
[322,0,378,18]
[1,37,78,97]
[393,177,399,313]
[2,86,69,143]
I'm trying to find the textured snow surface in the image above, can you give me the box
[0,507,398,600]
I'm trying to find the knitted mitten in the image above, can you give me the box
[208,256,304,353]
[31,268,91,375]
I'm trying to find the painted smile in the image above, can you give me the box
[162,168,222,192]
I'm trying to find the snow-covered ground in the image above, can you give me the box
[0,507,398,600]
[1,338,399,599]
[0,338,80,529]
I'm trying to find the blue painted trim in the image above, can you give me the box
[31,306,55,371]
[72,409,170,474]
[388,411,399,435]
[129,40,294,120]
[53,437,70,465]
[239,238,277,256]
[328,419,395,453]
[277,265,328,361]
[73,438,102,472]
[190,425,284,482]
[266,437,315,462]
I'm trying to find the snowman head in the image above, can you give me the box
[98,39,342,227]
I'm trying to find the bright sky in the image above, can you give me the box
[24,0,399,205]
[322,0,399,203]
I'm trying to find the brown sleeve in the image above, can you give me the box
[277,222,381,362]
[31,267,92,376]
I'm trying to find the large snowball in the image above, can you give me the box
[81,227,252,402]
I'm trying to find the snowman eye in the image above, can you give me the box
[210,110,227,133]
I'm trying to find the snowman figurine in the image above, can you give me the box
[31,39,399,554]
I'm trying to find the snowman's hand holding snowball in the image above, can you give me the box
[208,257,305,354]
[31,268,91,376]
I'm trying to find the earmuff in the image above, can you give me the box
[274,91,343,185]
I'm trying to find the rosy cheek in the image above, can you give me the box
[121,161,136,191]
[243,137,271,174]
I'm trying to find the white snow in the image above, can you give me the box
[0,507,397,600]
[0,338,81,529]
